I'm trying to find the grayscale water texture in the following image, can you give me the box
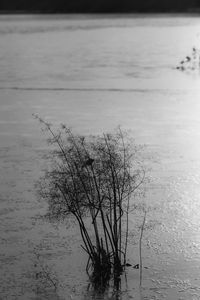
[1,14,200,299]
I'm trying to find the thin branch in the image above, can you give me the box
[139,211,147,287]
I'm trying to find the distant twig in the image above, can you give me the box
[33,251,58,292]
[139,211,146,287]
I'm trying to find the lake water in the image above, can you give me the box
[1,14,200,300]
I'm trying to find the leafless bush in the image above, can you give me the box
[34,115,145,283]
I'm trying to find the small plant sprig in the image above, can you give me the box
[176,47,200,72]
[33,251,59,293]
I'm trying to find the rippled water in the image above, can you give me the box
[1,14,200,299]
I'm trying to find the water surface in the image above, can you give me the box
[1,14,200,299]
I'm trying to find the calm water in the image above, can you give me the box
[1,14,200,300]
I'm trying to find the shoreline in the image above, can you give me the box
[1,10,200,15]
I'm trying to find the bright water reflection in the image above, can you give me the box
[1,14,200,300]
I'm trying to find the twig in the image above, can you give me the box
[139,210,146,287]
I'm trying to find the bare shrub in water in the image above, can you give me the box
[35,115,145,282]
